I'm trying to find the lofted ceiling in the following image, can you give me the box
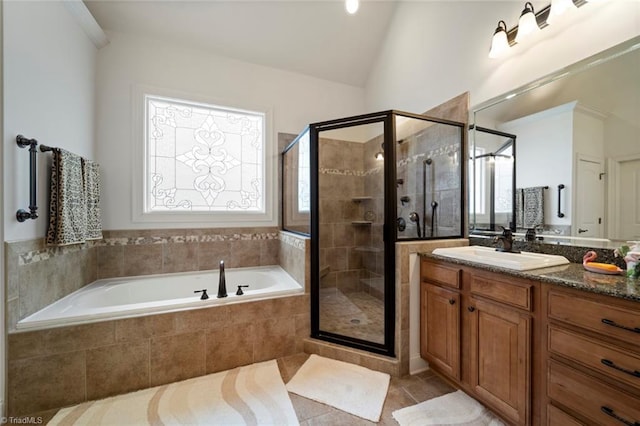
[84,0,399,87]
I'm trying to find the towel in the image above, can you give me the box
[82,159,103,241]
[46,149,102,246]
[515,188,524,229]
[523,186,545,228]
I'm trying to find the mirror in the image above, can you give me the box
[470,36,640,247]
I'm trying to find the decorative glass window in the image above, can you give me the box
[145,95,265,213]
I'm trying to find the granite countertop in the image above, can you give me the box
[420,252,640,303]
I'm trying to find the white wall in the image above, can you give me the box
[365,1,640,112]
[500,103,574,226]
[3,1,97,242]
[96,32,365,230]
[606,115,640,158]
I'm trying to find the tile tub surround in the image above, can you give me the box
[6,227,309,331]
[7,293,310,417]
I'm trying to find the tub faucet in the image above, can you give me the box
[217,260,227,298]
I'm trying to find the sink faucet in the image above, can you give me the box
[495,227,518,253]
[217,260,227,298]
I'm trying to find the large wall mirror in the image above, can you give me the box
[470,36,640,247]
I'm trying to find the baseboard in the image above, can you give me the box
[410,355,429,375]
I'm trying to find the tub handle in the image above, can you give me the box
[236,285,249,296]
[194,289,209,300]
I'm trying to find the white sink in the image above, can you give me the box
[432,246,570,271]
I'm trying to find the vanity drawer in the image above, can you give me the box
[547,404,584,426]
[548,360,640,426]
[421,261,460,288]
[548,326,640,391]
[470,275,531,311]
[548,291,640,345]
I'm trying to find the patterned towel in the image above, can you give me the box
[46,150,102,246]
[515,188,524,229]
[82,159,103,241]
[523,186,545,228]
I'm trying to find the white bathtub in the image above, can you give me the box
[17,265,304,331]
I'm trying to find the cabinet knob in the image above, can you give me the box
[449,299,456,305]
[468,306,476,312]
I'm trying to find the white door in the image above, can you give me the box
[619,158,640,240]
[575,157,604,237]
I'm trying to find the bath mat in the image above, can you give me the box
[392,390,506,426]
[285,354,390,422]
[48,360,298,426]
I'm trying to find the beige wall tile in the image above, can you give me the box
[163,243,198,273]
[86,340,150,400]
[150,331,206,386]
[174,306,229,333]
[18,259,57,319]
[115,313,175,342]
[197,241,230,271]
[97,245,124,278]
[229,240,260,268]
[260,239,279,266]
[254,318,297,362]
[205,324,255,373]
[123,244,162,276]
[8,351,85,416]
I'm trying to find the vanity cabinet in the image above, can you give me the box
[545,286,640,426]
[420,256,640,426]
[420,258,533,425]
[420,261,461,379]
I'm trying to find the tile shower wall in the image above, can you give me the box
[6,227,308,331]
[318,138,372,295]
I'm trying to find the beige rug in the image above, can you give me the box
[392,390,506,426]
[48,360,298,426]
[285,354,390,422]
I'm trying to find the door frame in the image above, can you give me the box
[607,153,640,240]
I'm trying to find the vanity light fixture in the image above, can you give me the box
[489,20,510,59]
[346,0,359,14]
[515,2,541,43]
[547,0,577,24]
[489,0,591,59]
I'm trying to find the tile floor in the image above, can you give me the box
[319,289,385,344]
[33,352,455,425]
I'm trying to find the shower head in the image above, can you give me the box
[409,212,421,238]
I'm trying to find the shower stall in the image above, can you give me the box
[283,110,465,356]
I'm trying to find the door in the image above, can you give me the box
[575,157,604,237]
[420,282,460,379]
[468,298,531,426]
[619,158,640,240]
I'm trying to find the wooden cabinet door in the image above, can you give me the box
[420,282,460,379]
[468,297,531,426]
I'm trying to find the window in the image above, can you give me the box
[470,147,486,215]
[145,94,265,213]
[297,130,310,213]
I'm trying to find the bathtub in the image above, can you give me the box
[16,265,304,331]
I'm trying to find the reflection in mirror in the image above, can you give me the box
[471,37,640,246]
[469,126,515,233]
[282,128,310,235]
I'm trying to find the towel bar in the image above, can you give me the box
[557,184,565,218]
[16,135,39,222]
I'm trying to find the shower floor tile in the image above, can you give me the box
[319,288,385,344]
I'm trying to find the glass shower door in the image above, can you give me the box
[310,114,394,355]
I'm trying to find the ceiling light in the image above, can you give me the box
[346,0,359,14]
[515,2,541,43]
[547,0,577,24]
[489,20,509,59]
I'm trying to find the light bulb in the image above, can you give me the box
[515,2,540,43]
[346,0,359,14]
[489,20,509,59]
[547,0,577,24]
